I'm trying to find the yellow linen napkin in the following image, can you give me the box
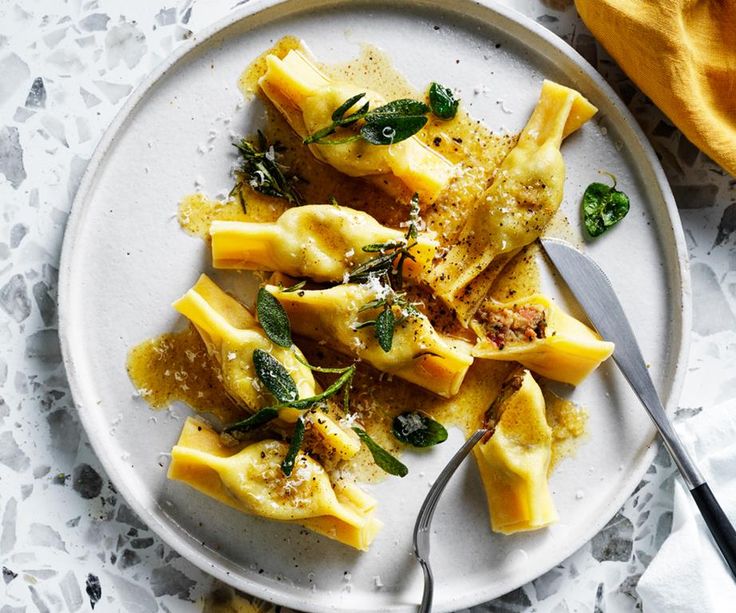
[575,0,736,177]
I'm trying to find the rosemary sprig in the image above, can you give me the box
[231,130,302,209]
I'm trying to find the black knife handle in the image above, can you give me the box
[690,482,736,577]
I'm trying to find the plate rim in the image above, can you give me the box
[57,0,692,609]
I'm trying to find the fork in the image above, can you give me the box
[412,428,490,613]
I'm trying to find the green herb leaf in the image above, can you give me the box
[306,96,429,146]
[352,319,376,330]
[428,82,459,120]
[304,93,370,145]
[224,407,279,434]
[293,354,355,374]
[375,307,395,352]
[361,115,428,145]
[288,365,356,409]
[582,174,630,237]
[406,193,421,240]
[256,288,292,348]
[281,280,307,293]
[347,251,396,283]
[392,411,448,447]
[366,99,430,119]
[302,124,338,145]
[361,241,406,253]
[252,349,298,403]
[232,131,302,205]
[358,297,388,313]
[281,417,305,476]
[332,92,367,121]
[352,427,408,477]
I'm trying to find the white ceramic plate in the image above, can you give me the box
[58,1,690,610]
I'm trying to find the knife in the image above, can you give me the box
[540,236,736,578]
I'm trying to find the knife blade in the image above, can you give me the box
[540,236,736,579]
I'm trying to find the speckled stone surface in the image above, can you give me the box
[1,0,735,611]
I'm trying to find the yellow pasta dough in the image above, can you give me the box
[210,204,436,282]
[430,80,598,325]
[258,48,455,202]
[472,294,614,386]
[131,38,615,554]
[265,282,473,398]
[169,417,382,550]
[474,368,557,534]
[173,274,360,461]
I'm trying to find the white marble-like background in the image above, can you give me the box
[1,0,735,611]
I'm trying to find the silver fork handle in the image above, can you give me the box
[414,428,489,612]
[417,559,433,613]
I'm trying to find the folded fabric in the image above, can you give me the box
[575,0,736,177]
[637,398,736,612]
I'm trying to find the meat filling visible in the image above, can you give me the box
[479,304,547,350]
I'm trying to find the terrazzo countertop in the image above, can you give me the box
[2,0,735,611]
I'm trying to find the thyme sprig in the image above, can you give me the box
[349,194,424,352]
[231,131,302,210]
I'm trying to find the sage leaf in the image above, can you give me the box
[223,407,279,434]
[287,365,356,409]
[256,288,292,347]
[366,99,429,118]
[281,417,305,476]
[352,427,408,477]
[428,82,459,120]
[306,96,429,146]
[361,114,428,145]
[304,93,369,144]
[252,349,298,403]
[375,307,395,352]
[582,175,630,237]
[392,411,448,447]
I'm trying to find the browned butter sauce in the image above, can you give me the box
[129,37,586,483]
